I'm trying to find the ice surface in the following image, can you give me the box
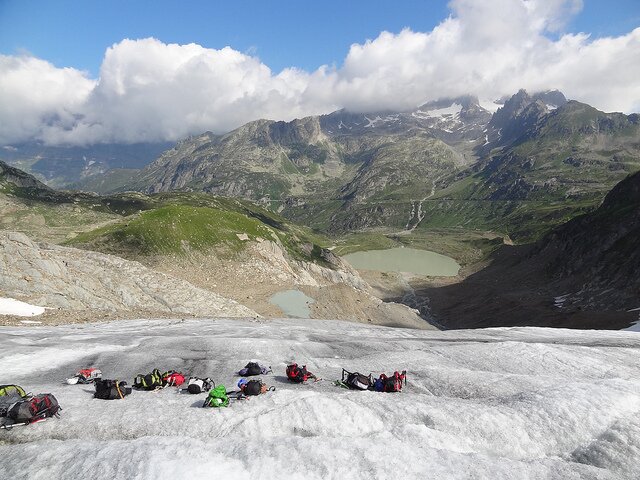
[0,297,45,316]
[1,318,639,479]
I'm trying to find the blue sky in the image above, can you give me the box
[1,0,638,75]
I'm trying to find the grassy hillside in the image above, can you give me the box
[2,161,330,263]
[66,193,330,263]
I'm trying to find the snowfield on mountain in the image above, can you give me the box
[1,318,639,480]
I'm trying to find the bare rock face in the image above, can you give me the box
[0,231,256,318]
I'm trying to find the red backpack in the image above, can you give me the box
[375,371,407,392]
[162,371,186,387]
[286,364,311,383]
[8,393,60,423]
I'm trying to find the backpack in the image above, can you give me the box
[186,377,214,394]
[0,385,28,399]
[203,385,229,408]
[239,362,270,376]
[162,371,186,387]
[240,379,275,396]
[67,368,102,385]
[133,368,164,390]
[0,385,29,417]
[286,363,311,383]
[243,379,263,396]
[94,379,132,400]
[7,393,60,423]
[342,369,372,391]
[373,371,407,393]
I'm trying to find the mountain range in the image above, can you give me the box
[27,89,635,242]
[0,141,172,190]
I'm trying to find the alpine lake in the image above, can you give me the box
[269,247,459,318]
[342,247,460,277]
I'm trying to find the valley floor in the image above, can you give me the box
[1,318,639,479]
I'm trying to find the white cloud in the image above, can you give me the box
[37,39,333,145]
[0,0,638,146]
[0,55,95,144]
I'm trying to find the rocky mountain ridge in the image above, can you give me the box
[0,159,52,191]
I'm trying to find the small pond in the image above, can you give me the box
[269,290,316,318]
[342,247,460,276]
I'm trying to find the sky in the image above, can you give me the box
[0,0,639,145]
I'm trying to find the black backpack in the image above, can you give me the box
[94,379,132,400]
[243,379,264,396]
[7,393,60,423]
[244,362,262,376]
[342,369,373,390]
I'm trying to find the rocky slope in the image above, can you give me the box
[0,231,256,323]
[422,170,640,330]
[152,238,429,329]
[534,169,640,312]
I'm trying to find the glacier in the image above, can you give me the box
[0,318,639,479]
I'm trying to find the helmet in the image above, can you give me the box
[237,378,248,388]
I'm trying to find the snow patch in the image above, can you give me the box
[364,115,383,127]
[0,297,45,316]
[554,294,571,308]
[413,103,463,120]
[479,98,502,113]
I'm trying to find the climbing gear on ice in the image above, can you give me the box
[286,364,317,383]
[203,385,229,408]
[94,379,132,400]
[185,377,214,394]
[238,362,271,376]
[66,368,102,385]
[340,369,373,390]
[373,371,407,392]
[0,418,48,430]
